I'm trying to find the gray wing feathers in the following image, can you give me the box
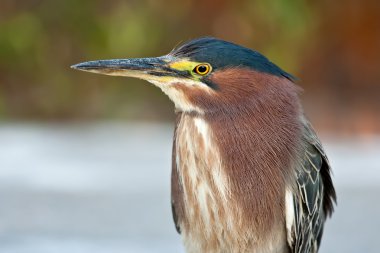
[171,113,183,234]
[290,120,336,253]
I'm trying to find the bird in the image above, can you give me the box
[72,37,336,253]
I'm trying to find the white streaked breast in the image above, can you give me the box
[285,188,295,246]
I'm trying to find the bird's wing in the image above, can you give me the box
[171,156,181,233]
[171,112,183,234]
[286,119,336,253]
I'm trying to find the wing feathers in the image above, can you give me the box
[286,120,336,253]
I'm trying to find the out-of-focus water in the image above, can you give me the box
[0,123,379,253]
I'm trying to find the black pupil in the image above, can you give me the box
[197,65,207,73]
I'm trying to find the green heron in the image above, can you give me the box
[72,37,336,253]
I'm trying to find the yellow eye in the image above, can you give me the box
[194,64,211,75]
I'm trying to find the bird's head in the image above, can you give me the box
[72,37,296,114]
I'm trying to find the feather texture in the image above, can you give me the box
[286,119,336,253]
[169,70,336,253]
[167,38,335,253]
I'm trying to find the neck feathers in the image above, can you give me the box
[205,70,303,231]
[173,70,303,252]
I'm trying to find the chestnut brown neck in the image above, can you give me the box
[183,69,303,232]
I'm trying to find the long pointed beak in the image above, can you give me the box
[71,56,181,80]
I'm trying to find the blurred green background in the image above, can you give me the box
[0,0,379,134]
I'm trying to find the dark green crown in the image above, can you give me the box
[171,37,295,81]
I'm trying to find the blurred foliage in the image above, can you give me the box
[0,0,379,132]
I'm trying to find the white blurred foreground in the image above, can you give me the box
[0,123,379,253]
